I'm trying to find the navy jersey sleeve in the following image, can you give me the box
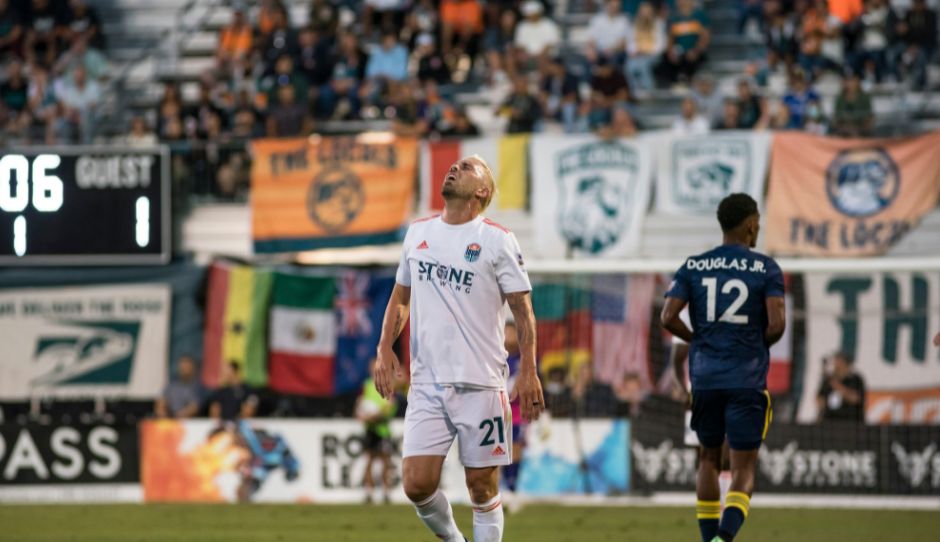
[765,257,785,298]
[665,261,691,301]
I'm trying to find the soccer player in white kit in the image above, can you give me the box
[374,155,544,542]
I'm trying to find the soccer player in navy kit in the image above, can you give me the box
[661,193,787,542]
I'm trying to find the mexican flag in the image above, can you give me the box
[268,273,337,395]
[202,263,273,388]
[420,135,529,212]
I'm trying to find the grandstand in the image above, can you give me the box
[1,0,939,540]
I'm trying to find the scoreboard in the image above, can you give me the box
[0,146,170,265]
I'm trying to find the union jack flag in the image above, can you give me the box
[335,271,372,336]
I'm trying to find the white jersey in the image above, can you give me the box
[396,215,531,388]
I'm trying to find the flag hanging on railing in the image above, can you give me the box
[334,270,395,394]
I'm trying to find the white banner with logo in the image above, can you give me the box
[799,272,940,424]
[530,134,653,258]
[653,130,771,215]
[0,284,171,400]
[140,419,471,504]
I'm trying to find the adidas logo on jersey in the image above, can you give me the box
[492,445,506,457]
[417,240,429,250]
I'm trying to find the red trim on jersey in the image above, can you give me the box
[412,214,440,224]
[482,218,511,233]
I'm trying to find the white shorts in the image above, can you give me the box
[403,384,513,468]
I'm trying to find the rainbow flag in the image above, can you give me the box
[201,263,273,388]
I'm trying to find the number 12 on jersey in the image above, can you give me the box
[702,277,749,324]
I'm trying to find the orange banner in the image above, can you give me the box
[867,387,940,425]
[250,135,417,253]
[765,131,940,256]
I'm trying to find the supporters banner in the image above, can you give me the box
[518,419,630,495]
[334,271,395,394]
[250,135,417,253]
[799,272,940,424]
[0,421,141,502]
[419,136,528,212]
[653,131,771,215]
[765,131,940,256]
[0,284,170,400]
[139,419,470,504]
[530,135,653,258]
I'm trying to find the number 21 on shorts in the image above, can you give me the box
[479,417,506,446]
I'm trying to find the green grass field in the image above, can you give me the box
[2,504,937,542]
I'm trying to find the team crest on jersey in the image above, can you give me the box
[464,243,482,263]
[825,147,899,217]
[556,141,638,254]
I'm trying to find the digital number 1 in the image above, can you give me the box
[135,197,149,248]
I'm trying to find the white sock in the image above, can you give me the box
[472,493,504,542]
[414,490,464,542]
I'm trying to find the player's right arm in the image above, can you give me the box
[375,283,410,400]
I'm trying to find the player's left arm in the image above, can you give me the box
[506,290,544,422]
[764,258,787,347]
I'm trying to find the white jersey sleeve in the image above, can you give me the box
[396,227,412,287]
[496,232,531,295]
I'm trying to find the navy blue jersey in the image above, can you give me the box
[665,244,785,390]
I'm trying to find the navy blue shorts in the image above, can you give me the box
[691,388,772,451]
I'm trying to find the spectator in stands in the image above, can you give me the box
[319,31,366,120]
[216,4,253,73]
[735,78,766,128]
[261,6,298,74]
[763,0,798,76]
[157,82,183,139]
[690,74,723,127]
[829,0,863,24]
[816,351,866,424]
[27,64,56,143]
[614,372,647,418]
[715,99,744,130]
[483,7,518,84]
[437,105,481,137]
[658,0,710,86]
[596,103,638,138]
[573,362,617,416]
[782,68,820,129]
[363,0,409,38]
[672,96,710,134]
[539,55,580,133]
[891,0,936,90]
[266,83,312,136]
[24,0,66,68]
[402,0,439,47]
[764,98,791,129]
[415,33,452,86]
[364,30,409,106]
[586,0,632,68]
[852,0,896,85]
[156,356,203,418]
[799,0,844,80]
[513,1,561,72]
[308,0,338,35]
[497,75,541,133]
[591,55,631,105]
[230,88,264,138]
[260,54,309,109]
[65,0,103,50]
[832,71,873,137]
[626,2,666,95]
[544,366,574,417]
[258,0,287,37]
[54,36,108,81]
[55,64,100,143]
[0,57,30,139]
[803,97,828,135]
[0,0,24,58]
[209,362,258,422]
[297,26,335,96]
[737,0,763,37]
[439,0,484,79]
[120,115,158,147]
[584,90,613,132]
[185,81,227,140]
